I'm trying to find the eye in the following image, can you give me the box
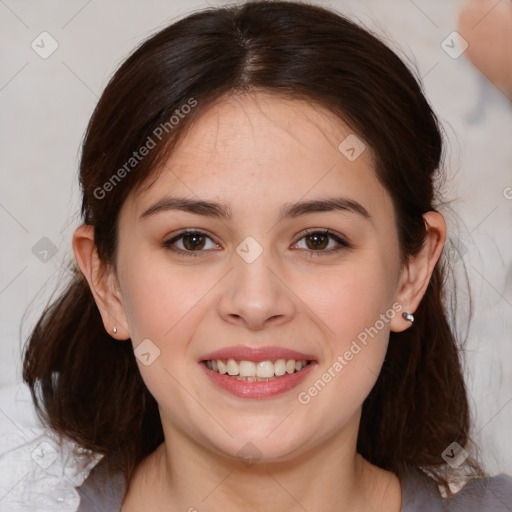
[163,230,220,257]
[163,228,351,258]
[292,229,351,256]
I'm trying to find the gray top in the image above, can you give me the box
[77,459,512,511]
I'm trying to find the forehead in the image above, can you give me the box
[162,92,372,170]
[124,91,388,219]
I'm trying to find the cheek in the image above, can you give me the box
[293,254,398,410]
[300,257,397,346]
[118,247,213,342]
[119,259,213,423]
[297,297,392,428]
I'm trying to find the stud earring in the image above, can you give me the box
[402,312,414,324]
[112,326,118,334]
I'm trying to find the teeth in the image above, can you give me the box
[226,359,238,376]
[256,360,274,378]
[217,360,227,374]
[239,360,256,377]
[274,359,286,376]
[205,358,310,378]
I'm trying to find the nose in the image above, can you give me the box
[217,245,297,331]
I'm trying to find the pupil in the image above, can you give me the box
[184,234,204,250]
[307,233,327,250]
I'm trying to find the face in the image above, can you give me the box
[112,92,406,462]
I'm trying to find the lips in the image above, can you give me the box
[198,345,318,399]
[199,345,317,363]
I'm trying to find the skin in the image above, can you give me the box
[73,92,446,512]
[458,0,512,99]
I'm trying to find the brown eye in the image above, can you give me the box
[304,233,329,250]
[181,233,207,251]
[163,230,220,257]
[293,229,351,255]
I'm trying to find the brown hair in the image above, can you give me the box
[22,0,486,492]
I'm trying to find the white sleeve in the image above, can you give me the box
[0,383,102,512]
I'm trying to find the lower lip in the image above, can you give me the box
[200,361,317,399]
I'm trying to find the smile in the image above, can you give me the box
[200,359,317,399]
[204,358,312,380]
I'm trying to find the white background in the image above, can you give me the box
[0,0,511,475]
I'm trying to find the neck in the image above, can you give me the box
[123,414,401,512]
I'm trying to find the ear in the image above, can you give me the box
[72,223,131,340]
[390,211,446,332]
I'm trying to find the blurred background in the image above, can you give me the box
[0,0,511,475]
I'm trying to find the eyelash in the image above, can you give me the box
[162,228,351,258]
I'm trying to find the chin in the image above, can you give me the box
[204,426,310,465]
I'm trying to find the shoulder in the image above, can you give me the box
[0,382,124,512]
[446,472,512,511]
[76,457,126,511]
[0,429,102,511]
[400,465,512,512]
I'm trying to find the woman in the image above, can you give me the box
[19,0,512,510]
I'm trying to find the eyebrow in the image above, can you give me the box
[139,196,370,222]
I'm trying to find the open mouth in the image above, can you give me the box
[202,359,312,382]
[200,354,318,399]
[201,358,313,381]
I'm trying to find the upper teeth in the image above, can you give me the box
[206,359,309,377]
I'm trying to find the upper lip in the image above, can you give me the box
[199,345,317,363]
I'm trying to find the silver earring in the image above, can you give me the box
[402,312,414,324]
[112,326,117,334]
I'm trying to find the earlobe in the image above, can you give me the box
[390,211,446,333]
[72,223,130,340]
